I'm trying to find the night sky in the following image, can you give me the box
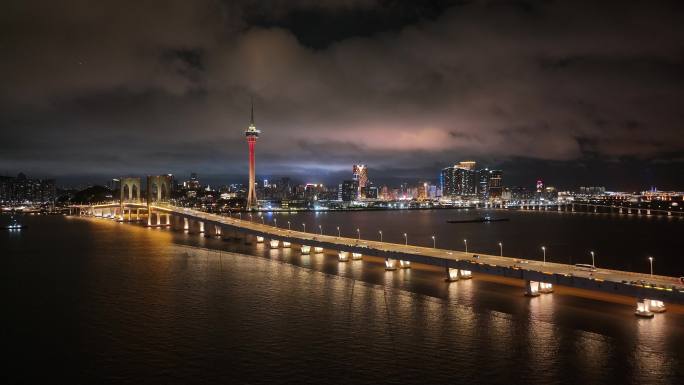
[2,0,683,190]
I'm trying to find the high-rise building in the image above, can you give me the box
[478,168,490,198]
[245,100,260,209]
[441,161,477,197]
[0,173,56,205]
[488,170,503,198]
[339,180,359,202]
[352,164,368,198]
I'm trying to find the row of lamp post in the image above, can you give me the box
[258,215,658,277]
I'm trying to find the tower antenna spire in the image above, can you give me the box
[250,97,254,125]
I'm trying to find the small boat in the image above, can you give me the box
[447,215,509,224]
[3,217,27,230]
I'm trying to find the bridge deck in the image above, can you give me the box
[78,203,684,305]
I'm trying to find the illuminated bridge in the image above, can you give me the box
[72,201,684,318]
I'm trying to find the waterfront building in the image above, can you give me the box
[339,180,359,202]
[0,173,56,205]
[441,161,478,198]
[488,170,503,198]
[352,164,368,198]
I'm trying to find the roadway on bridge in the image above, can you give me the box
[152,204,684,292]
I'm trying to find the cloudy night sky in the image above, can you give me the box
[1,0,683,190]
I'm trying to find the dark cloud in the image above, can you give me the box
[1,0,683,189]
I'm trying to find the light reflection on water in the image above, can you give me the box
[3,215,684,384]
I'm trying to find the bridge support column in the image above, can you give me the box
[156,213,161,226]
[646,209,651,215]
[300,245,311,254]
[445,267,459,282]
[525,280,540,297]
[352,252,362,260]
[399,260,411,268]
[283,241,291,248]
[256,236,264,243]
[384,258,397,270]
[147,209,152,226]
[648,299,666,313]
[338,251,349,262]
[183,218,189,231]
[269,239,280,248]
[214,225,222,236]
[314,247,324,253]
[199,221,205,233]
[635,298,654,318]
[136,208,140,221]
[539,282,553,294]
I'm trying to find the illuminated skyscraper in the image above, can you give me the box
[488,170,503,198]
[352,164,368,198]
[245,100,260,209]
[441,161,477,197]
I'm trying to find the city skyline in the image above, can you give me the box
[2,1,684,190]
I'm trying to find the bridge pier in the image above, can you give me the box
[525,280,540,297]
[648,299,666,313]
[256,236,264,243]
[352,252,362,260]
[338,251,350,262]
[300,245,311,254]
[269,239,280,248]
[444,268,472,281]
[635,298,654,318]
[384,258,397,270]
[539,282,553,293]
[283,241,291,248]
[399,260,411,268]
[314,247,324,253]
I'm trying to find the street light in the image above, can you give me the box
[432,235,436,248]
[541,246,546,265]
[463,239,468,253]
[378,230,383,242]
[356,228,360,240]
[318,224,322,235]
[648,256,654,277]
[403,233,408,246]
[498,242,503,257]
[336,226,340,237]
[590,251,595,268]
[302,223,306,232]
